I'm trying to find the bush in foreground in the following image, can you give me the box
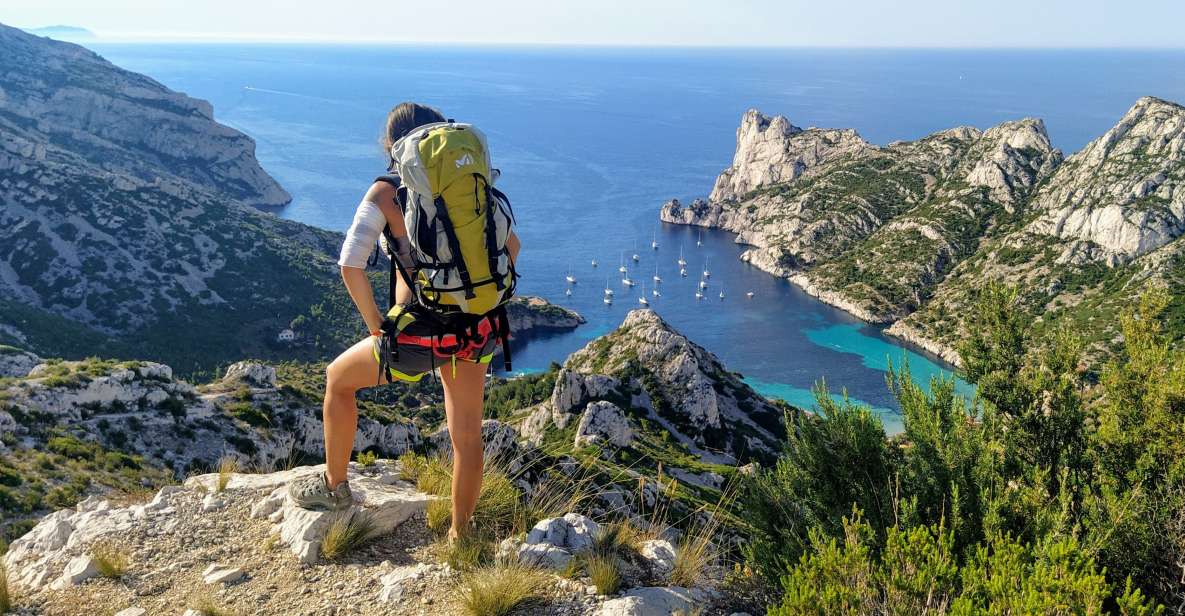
[744,285,1183,612]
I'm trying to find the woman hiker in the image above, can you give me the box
[286,102,521,546]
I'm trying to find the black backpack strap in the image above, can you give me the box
[489,305,512,372]
[432,196,477,300]
[479,176,506,292]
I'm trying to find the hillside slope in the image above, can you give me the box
[663,97,1185,363]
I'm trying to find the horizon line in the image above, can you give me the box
[21,29,1185,51]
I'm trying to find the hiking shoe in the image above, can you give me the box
[287,472,354,511]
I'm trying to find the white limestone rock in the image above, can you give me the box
[708,110,871,203]
[0,347,40,377]
[637,539,677,577]
[202,563,245,585]
[516,513,600,570]
[50,554,99,589]
[594,586,707,616]
[377,563,432,602]
[200,462,434,564]
[574,400,633,448]
[222,361,276,387]
[1026,97,1185,264]
[113,609,148,616]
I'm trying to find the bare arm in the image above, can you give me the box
[340,182,412,334]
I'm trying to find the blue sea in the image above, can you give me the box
[86,43,1185,432]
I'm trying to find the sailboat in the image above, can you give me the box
[650,228,659,250]
[653,264,662,283]
[604,277,615,297]
[565,263,576,284]
[697,230,703,247]
[652,286,661,298]
[698,277,708,289]
[591,258,598,268]
[603,294,613,305]
[680,267,688,277]
[677,246,687,267]
[622,275,636,287]
[702,257,711,279]
[565,288,572,296]
[695,288,705,299]
[638,282,649,305]
[746,291,755,299]
[718,284,725,300]
[618,252,628,274]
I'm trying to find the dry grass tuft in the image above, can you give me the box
[260,533,281,552]
[444,532,493,571]
[189,592,238,616]
[456,563,549,616]
[669,510,723,588]
[90,541,130,578]
[0,561,11,613]
[584,552,622,595]
[214,456,238,493]
[426,498,453,536]
[320,511,377,560]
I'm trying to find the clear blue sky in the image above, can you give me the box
[8,0,1184,47]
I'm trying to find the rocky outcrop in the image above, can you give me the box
[0,345,41,377]
[506,295,586,339]
[708,109,871,203]
[0,359,421,477]
[557,309,786,462]
[897,97,1185,360]
[191,460,433,563]
[662,99,1185,362]
[574,400,633,448]
[1026,97,1185,265]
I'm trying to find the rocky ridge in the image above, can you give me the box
[3,309,777,597]
[662,97,1185,362]
[0,309,775,614]
[2,459,729,615]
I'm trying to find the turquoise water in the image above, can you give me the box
[84,44,1185,430]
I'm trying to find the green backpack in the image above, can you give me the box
[376,120,518,370]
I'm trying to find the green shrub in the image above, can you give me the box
[750,287,1182,611]
[355,450,378,467]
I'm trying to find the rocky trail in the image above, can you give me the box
[1,460,735,616]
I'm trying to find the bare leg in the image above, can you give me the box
[442,359,488,538]
[323,337,386,488]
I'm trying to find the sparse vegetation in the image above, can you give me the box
[584,552,622,595]
[455,563,549,616]
[89,541,130,578]
[319,511,377,561]
[214,456,238,493]
[0,560,10,614]
[444,532,494,571]
[188,592,239,616]
[425,498,452,535]
[355,450,378,467]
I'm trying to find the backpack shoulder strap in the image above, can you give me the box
[373,174,407,212]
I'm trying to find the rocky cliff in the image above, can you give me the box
[663,98,1185,362]
[0,22,363,373]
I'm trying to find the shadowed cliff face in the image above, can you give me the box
[664,97,1185,363]
[0,23,290,208]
